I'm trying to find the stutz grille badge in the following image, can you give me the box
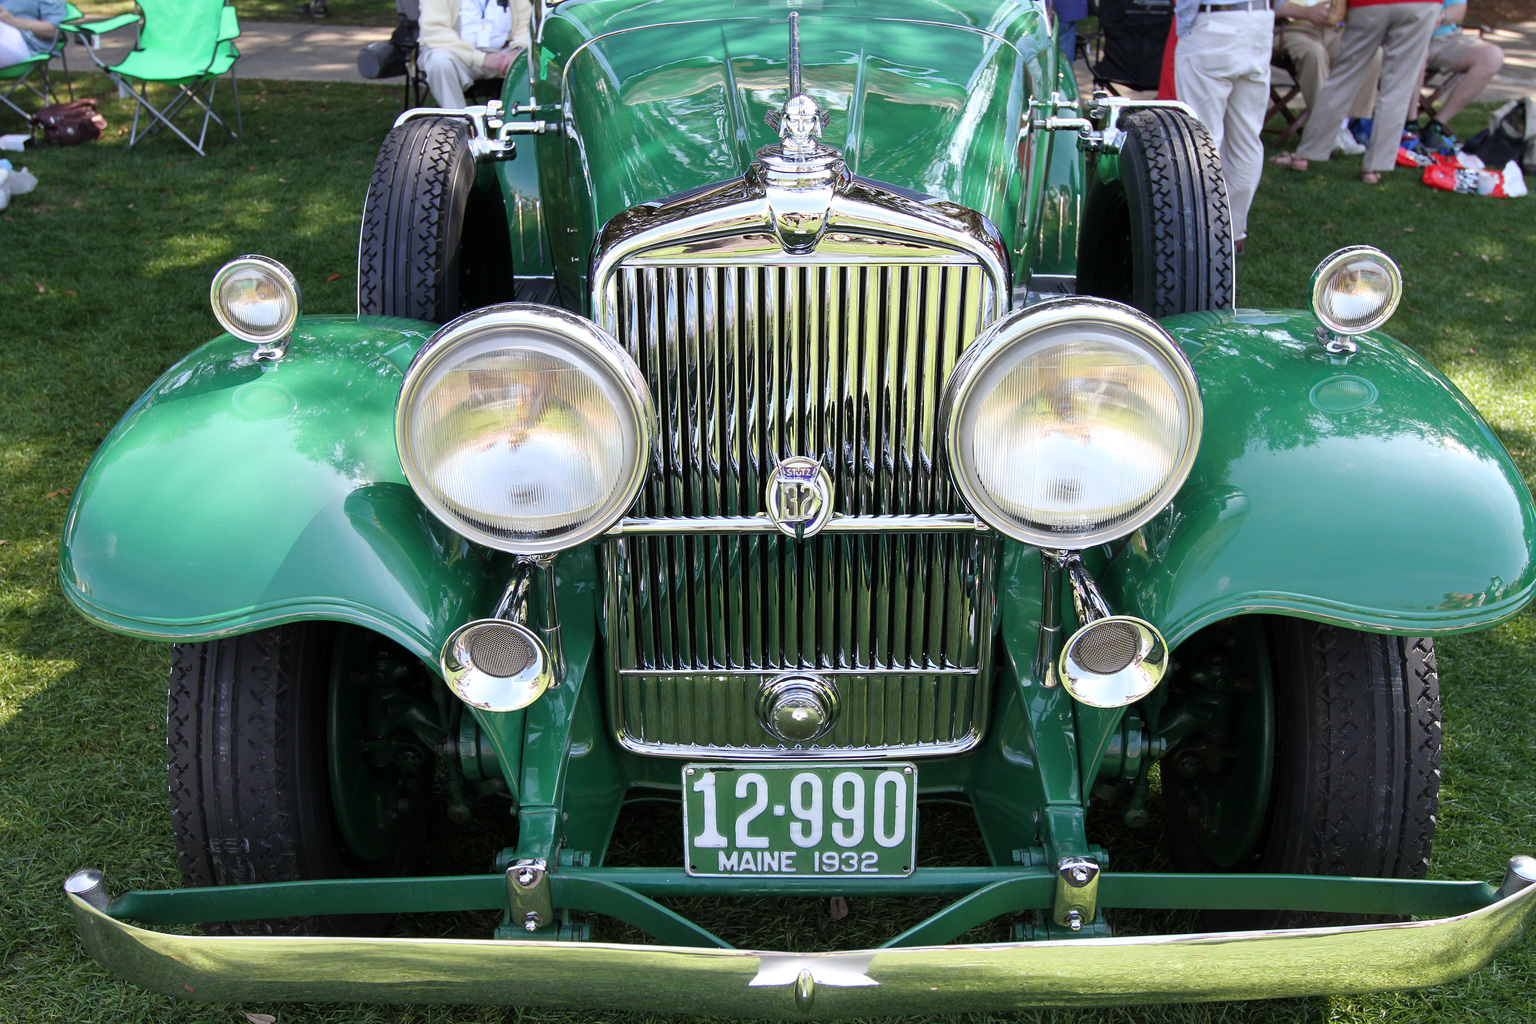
[765,456,835,539]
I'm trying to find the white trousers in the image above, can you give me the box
[421,47,498,109]
[1174,9,1273,242]
[0,22,33,67]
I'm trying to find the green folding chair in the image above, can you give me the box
[85,0,241,155]
[0,3,83,120]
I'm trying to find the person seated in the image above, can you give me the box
[419,0,532,109]
[0,0,65,69]
[1276,0,1382,152]
[1414,0,1504,149]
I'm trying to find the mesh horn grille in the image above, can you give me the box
[1071,620,1142,675]
[467,623,537,678]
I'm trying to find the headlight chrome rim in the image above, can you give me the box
[396,303,656,555]
[209,255,302,348]
[941,298,1202,548]
[1309,245,1402,336]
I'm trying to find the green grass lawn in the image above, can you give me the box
[2,83,1535,1023]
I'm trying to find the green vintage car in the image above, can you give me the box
[59,0,1536,1015]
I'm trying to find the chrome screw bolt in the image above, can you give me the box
[523,911,543,933]
[516,868,537,887]
[1065,910,1083,932]
[1071,866,1091,884]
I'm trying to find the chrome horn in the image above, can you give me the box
[1044,551,1168,708]
[439,556,559,712]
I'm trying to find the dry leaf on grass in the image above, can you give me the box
[829,896,848,922]
[244,1013,277,1024]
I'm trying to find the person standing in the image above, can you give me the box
[419,0,532,109]
[1053,0,1089,64]
[1275,0,1439,181]
[1276,0,1382,151]
[1173,0,1274,255]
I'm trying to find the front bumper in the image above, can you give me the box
[67,860,1536,1016]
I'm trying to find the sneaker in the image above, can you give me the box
[1348,117,1373,146]
[1334,123,1365,155]
[1419,119,1456,153]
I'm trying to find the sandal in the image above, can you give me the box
[1359,170,1382,184]
[1270,152,1308,171]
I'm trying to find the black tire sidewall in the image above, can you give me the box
[168,623,430,936]
[357,117,477,322]
[1078,108,1234,317]
[1164,618,1441,929]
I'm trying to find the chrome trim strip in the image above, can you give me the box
[67,879,1536,1011]
[591,178,1010,307]
[608,515,987,535]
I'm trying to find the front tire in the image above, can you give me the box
[167,623,436,935]
[357,116,513,322]
[1077,107,1234,317]
[1164,617,1441,929]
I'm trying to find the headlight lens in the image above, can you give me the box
[942,298,1201,547]
[1309,245,1401,335]
[396,304,654,554]
[210,255,301,346]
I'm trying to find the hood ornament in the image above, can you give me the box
[754,11,846,253]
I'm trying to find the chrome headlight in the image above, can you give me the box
[1310,246,1401,335]
[941,298,1202,548]
[210,255,301,350]
[396,304,655,554]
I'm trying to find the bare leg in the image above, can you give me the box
[1436,40,1504,124]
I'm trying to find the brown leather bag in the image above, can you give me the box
[30,98,107,147]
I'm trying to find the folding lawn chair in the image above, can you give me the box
[1266,50,1308,145]
[85,0,241,155]
[0,3,84,120]
[1085,0,1173,96]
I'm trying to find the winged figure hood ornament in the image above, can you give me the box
[762,13,835,160]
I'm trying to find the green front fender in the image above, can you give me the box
[58,317,507,663]
[1103,309,1536,644]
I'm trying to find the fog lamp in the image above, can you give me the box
[210,255,302,358]
[1309,246,1401,336]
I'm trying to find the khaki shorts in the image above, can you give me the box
[1426,30,1493,72]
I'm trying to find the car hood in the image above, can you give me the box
[544,0,1047,246]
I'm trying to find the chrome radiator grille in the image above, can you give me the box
[604,262,995,519]
[598,259,1001,758]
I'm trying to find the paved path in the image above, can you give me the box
[83,17,1536,98]
[87,20,395,83]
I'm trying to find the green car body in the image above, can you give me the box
[58,0,1536,1014]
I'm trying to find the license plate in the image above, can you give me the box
[682,763,917,877]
